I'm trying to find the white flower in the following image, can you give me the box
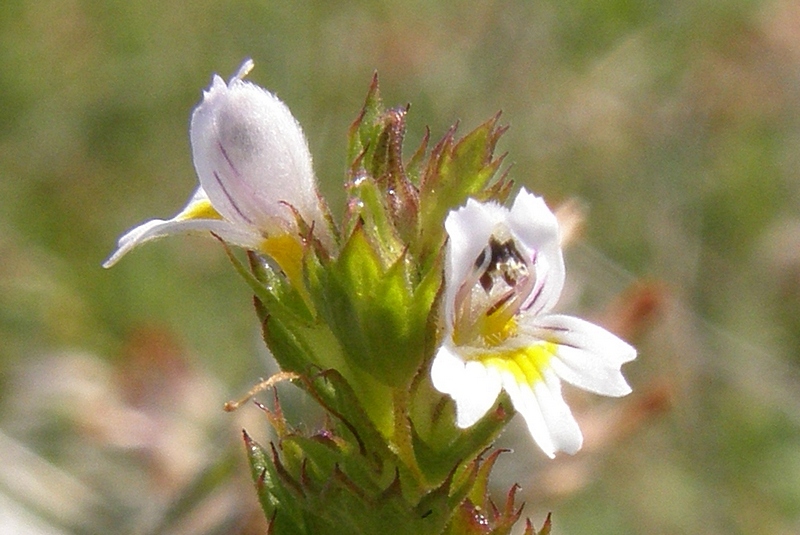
[103,59,327,271]
[430,188,636,458]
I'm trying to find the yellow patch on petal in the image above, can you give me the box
[260,233,305,287]
[176,199,223,221]
[478,341,557,386]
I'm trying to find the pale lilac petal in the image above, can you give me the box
[105,61,329,268]
[190,61,320,234]
[528,314,635,396]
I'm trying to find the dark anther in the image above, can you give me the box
[477,236,529,293]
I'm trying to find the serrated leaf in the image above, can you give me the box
[259,313,321,375]
[220,240,314,326]
[406,126,431,184]
[243,431,308,534]
[534,513,552,535]
[344,177,404,262]
[466,449,507,507]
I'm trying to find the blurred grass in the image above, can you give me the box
[2,0,800,533]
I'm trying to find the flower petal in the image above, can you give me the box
[534,369,583,455]
[508,188,565,315]
[102,188,263,268]
[529,314,636,397]
[500,370,556,457]
[103,218,262,268]
[190,61,321,235]
[490,353,582,457]
[442,198,508,326]
[430,345,464,396]
[431,346,502,429]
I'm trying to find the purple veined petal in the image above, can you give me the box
[190,60,322,236]
[443,198,507,327]
[507,188,565,315]
[529,314,635,397]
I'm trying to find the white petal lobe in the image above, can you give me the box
[190,61,320,234]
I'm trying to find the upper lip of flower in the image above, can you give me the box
[432,188,636,458]
[445,189,564,349]
[103,59,328,269]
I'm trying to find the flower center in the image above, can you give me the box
[453,231,535,348]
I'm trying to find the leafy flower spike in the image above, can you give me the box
[103,59,328,271]
[431,188,636,458]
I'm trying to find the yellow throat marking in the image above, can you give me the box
[260,233,305,288]
[177,198,223,221]
[478,341,557,386]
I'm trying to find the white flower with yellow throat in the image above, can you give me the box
[431,188,636,458]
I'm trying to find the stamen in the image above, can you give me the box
[454,231,536,347]
[485,289,515,317]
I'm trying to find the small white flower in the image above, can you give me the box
[103,59,327,270]
[431,188,636,458]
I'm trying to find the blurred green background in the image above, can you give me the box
[2,0,800,533]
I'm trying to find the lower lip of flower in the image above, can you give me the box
[477,341,557,386]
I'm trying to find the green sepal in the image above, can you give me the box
[524,513,552,535]
[343,172,404,263]
[219,240,314,326]
[247,427,453,535]
[410,467,469,534]
[442,453,528,535]
[297,369,393,464]
[347,75,420,247]
[370,107,420,243]
[405,127,431,184]
[257,308,324,376]
[465,449,506,508]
